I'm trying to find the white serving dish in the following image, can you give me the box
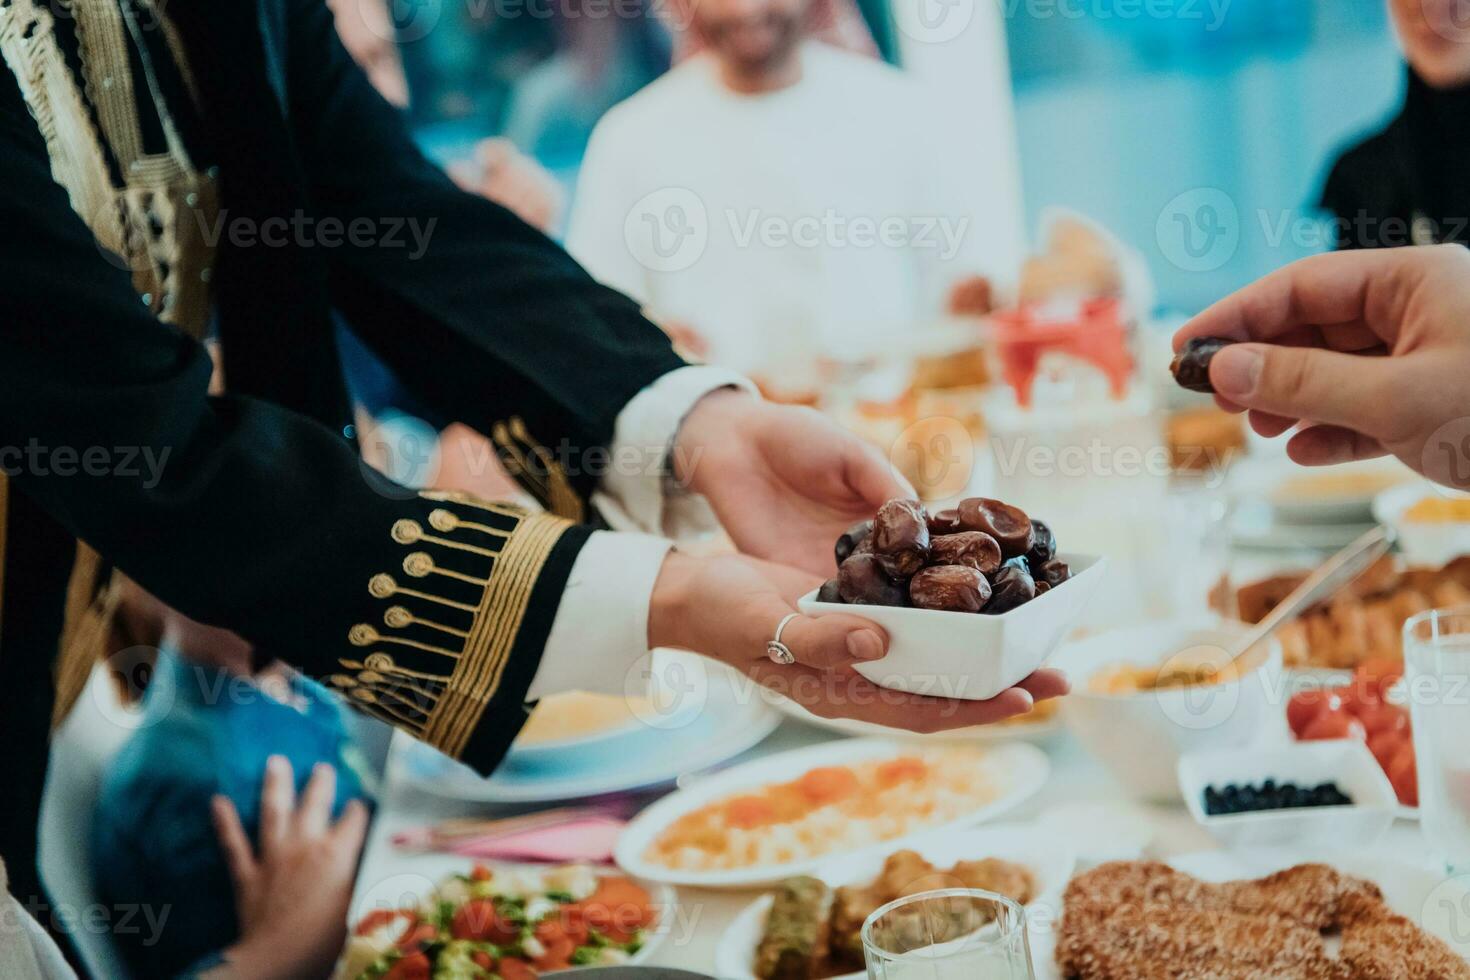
[1373,482,1470,567]
[1230,456,1413,525]
[797,553,1105,701]
[714,824,1075,980]
[767,693,1062,744]
[1050,619,1283,802]
[1178,739,1397,851]
[614,738,1050,890]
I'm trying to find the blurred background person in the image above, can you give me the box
[1320,0,1470,249]
[565,0,1008,381]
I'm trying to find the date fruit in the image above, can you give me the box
[835,520,874,566]
[958,497,1034,559]
[927,508,964,536]
[1171,337,1235,394]
[986,563,1036,614]
[930,531,1002,575]
[817,578,842,604]
[909,565,991,613]
[1035,558,1071,589]
[872,499,930,579]
[838,554,907,607]
[1026,519,1056,566]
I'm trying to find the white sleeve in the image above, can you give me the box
[591,364,756,538]
[526,530,672,700]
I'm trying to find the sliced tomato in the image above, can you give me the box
[876,757,928,787]
[472,950,495,971]
[451,898,520,944]
[1286,689,1341,737]
[383,951,432,980]
[1335,681,1380,716]
[533,935,576,971]
[357,910,417,940]
[396,923,438,950]
[497,958,539,980]
[470,863,494,882]
[1299,709,1366,742]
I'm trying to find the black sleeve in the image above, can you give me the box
[279,0,688,519]
[0,66,582,774]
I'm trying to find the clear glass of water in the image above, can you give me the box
[861,888,1035,980]
[1405,608,1470,874]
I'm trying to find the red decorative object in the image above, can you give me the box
[990,297,1134,408]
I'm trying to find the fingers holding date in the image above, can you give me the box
[816,496,1067,615]
[1170,337,1236,394]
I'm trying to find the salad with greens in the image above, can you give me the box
[336,863,659,980]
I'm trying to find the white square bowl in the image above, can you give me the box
[796,553,1105,701]
[1178,739,1397,851]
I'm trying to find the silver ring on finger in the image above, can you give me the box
[766,612,800,665]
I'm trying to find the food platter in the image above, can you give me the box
[713,825,1075,980]
[615,738,1050,890]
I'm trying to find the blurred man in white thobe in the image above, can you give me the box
[566,0,1016,380]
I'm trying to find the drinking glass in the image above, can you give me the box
[1405,608,1470,874]
[861,889,1035,980]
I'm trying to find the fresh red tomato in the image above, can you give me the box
[497,959,539,980]
[533,936,576,971]
[384,951,432,980]
[1300,709,1366,742]
[1336,681,1380,717]
[471,950,495,971]
[1286,689,1341,736]
[1356,703,1409,737]
[354,909,415,938]
[451,899,520,944]
[470,864,494,882]
[1367,729,1407,770]
[1388,744,1418,808]
[396,923,438,950]
[1356,658,1405,699]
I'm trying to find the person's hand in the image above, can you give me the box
[449,138,565,234]
[207,757,369,980]
[1174,244,1470,490]
[674,389,912,577]
[648,550,1069,731]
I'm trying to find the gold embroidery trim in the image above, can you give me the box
[334,494,571,756]
[427,513,569,757]
[491,417,585,523]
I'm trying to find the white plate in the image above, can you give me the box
[347,858,675,970]
[614,738,1049,890]
[768,692,1062,744]
[1032,850,1470,978]
[799,554,1105,701]
[714,825,1075,980]
[394,658,781,804]
[1230,456,1414,525]
[1374,481,1470,567]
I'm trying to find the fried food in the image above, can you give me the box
[755,876,832,980]
[760,849,1035,979]
[1057,862,1469,980]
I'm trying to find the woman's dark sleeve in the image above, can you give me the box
[278,0,687,520]
[0,72,578,774]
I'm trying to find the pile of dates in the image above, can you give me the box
[817,497,1071,613]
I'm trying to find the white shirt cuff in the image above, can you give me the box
[592,364,755,538]
[526,530,673,700]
